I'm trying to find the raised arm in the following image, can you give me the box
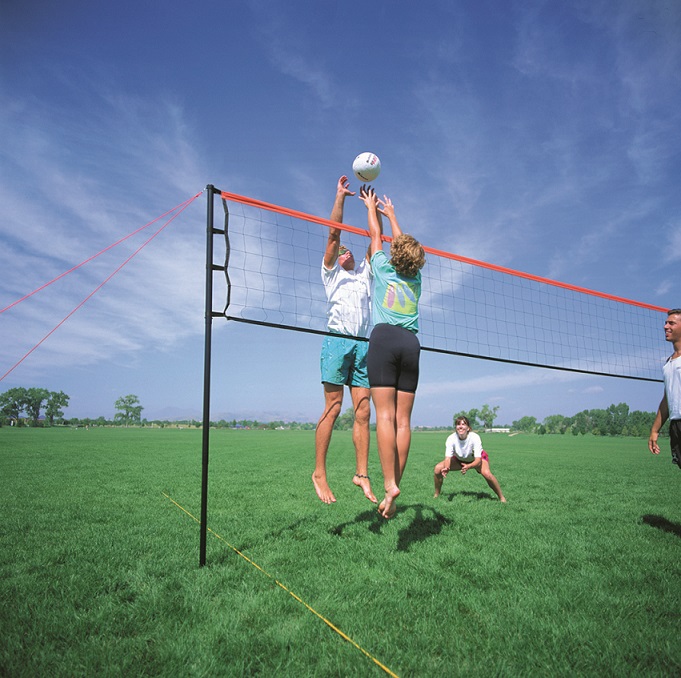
[323,176,355,269]
[377,195,403,239]
[358,185,384,256]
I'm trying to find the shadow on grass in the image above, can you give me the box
[330,504,452,552]
[395,505,452,552]
[442,490,496,502]
[329,509,385,537]
[642,514,681,538]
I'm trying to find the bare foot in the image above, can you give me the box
[500,496,507,503]
[353,474,378,503]
[382,502,397,519]
[379,485,400,519]
[312,472,336,504]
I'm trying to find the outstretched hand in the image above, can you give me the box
[337,175,356,198]
[358,184,379,210]
[377,195,395,220]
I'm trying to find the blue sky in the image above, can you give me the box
[1,0,679,427]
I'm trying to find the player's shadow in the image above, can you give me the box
[642,514,681,538]
[330,504,451,551]
[442,490,496,502]
[395,504,451,552]
[330,509,386,536]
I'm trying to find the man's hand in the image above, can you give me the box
[337,175,355,199]
[648,432,661,455]
[358,184,378,210]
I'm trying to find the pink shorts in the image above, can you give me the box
[480,450,489,461]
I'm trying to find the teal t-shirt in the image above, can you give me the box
[370,250,421,333]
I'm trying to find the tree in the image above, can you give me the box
[589,408,609,436]
[22,388,50,426]
[479,404,500,429]
[0,387,27,425]
[334,407,355,431]
[625,410,657,437]
[45,391,70,426]
[543,414,568,434]
[570,410,591,435]
[605,402,629,436]
[454,408,479,428]
[512,416,537,433]
[114,394,143,427]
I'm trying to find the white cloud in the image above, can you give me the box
[0,80,207,381]
[663,222,681,265]
[418,366,582,398]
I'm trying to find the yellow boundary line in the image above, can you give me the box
[163,492,399,678]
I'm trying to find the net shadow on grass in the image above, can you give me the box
[642,514,681,538]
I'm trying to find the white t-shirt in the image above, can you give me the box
[445,431,484,461]
[322,257,372,338]
[664,355,681,421]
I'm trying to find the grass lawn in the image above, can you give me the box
[1,427,680,676]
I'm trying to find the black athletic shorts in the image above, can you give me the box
[670,419,680,467]
[367,323,421,393]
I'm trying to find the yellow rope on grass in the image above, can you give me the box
[162,492,399,678]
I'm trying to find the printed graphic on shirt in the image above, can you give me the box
[382,280,418,315]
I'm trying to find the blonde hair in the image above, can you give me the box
[390,234,425,278]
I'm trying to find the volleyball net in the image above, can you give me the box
[210,187,667,383]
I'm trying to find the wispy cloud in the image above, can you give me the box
[663,220,681,265]
[418,366,582,399]
[247,2,346,110]
[0,78,206,380]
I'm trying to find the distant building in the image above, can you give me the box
[484,428,511,433]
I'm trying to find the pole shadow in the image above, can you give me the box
[642,514,681,538]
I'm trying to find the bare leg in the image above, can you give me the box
[436,457,464,498]
[349,386,377,503]
[480,459,507,502]
[371,386,401,518]
[433,460,447,497]
[313,384,343,504]
[395,390,416,482]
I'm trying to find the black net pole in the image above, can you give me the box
[199,185,216,567]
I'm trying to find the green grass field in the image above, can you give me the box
[1,427,679,677]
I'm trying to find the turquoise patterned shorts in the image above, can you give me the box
[320,335,369,388]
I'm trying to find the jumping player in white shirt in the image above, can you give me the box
[313,176,377,505]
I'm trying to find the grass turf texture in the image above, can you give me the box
[1,428,679,677]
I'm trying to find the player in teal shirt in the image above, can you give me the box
[370,248,421,333]
[359,186,426,519]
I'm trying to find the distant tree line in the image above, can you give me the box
[450,402,664,437]
[0,389,145,428]
[0,387,70,427]
[0,388,320,430]
[1,389,665,437]
[511,403,666,437]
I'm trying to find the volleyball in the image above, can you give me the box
[352,152,381,182]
